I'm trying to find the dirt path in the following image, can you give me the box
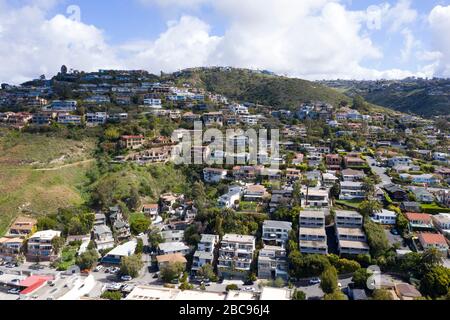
[33,158,95,171]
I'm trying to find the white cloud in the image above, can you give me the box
[121,16,221,73]
[137,0,210,9]
[0,0,445,83]
[427,5,450,77]
[0,1,121,83]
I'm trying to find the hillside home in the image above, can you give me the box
[102,241,137,265]
[339,181,365,200]
[326,154,342,170]
[258,245,288,280]
[191,234,219,273]
[405,213,434,231]
[344,156,366,168]
[203,168,228,183]
[93,225,115,250]
[262,220,292,246]
[335,210,363,228]
[120,135,145,150]
[418,233,449,255]
[26,230,61,262]
[218,234,256,279]
[432,214,450,236]
[371,209,397,225]
[341,169,366,182]
[8,217,37,237]
[218,186,242,209]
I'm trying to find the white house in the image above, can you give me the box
[218,186,242,209]
[371,209,397,225]
[203,168,228,183]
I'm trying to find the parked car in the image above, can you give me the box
[0,270,3,275]
[94,265,103,272]
[47,281,55,287]
[8,288,21,295]
[309,278,321,285]
[390,228,399,235]
[120,275,132,282]
[30,264,45,270]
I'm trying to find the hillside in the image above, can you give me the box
[319,78,450,117]
[0,130,96,235]
[171,68,351,108]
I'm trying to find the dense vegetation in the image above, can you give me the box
[172,68,351,109]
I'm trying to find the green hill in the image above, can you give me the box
[170,68,351,108]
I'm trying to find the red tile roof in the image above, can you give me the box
[19,275,53,295]
[405,212,432,223]
[418,233,448,245]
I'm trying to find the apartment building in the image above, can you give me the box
[218,234,256,279]
[262,220,292,246]
[120,135,145,150]
[0,237,24,261]
[334,210,369,255]
[192,234,219,273]
[302,189,330,207]
[335,210,363,228]
[339,181,365,200]
[299,210,328,255]
[258,245,288,280]
[26,230,61,262]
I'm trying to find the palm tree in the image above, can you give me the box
[421,248,444,270]
[359,199,382,217]
[362,177,375,200]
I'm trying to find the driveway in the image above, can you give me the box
[367,156,392,187]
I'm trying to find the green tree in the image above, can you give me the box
[362,178,376,199]
[130,215,151,235]
[359,200,382,217]
[197,264,217,281]
[372,289,393,300]
[324,290,347,300]
[334,258,361,274]
[101,291,122,300]
[104,127,120,141]
[148,227,164,248]
[226,284,239,291]
[320,266,339,294]
[421,248,444,271]
[76,249,99,270]
[420,266,450,298]
[51,236,65,254]
[364,220,389,258]
[352,268,372,289]
[129,187,141,211]
[135,238,144,254]
[292,289,306,300]
[160,262,186,283]
[120,254,143,278]
[273,277,285,288]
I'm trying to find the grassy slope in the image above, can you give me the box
[0,131,96,235]
[172,68,351,108]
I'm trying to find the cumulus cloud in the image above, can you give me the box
[427,5,450,77]
[0,0,447,83]
[121,16,221,72]
[0,1,121,83]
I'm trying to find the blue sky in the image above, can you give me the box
[0,0,449,83]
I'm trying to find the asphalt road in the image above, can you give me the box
[367,156,392,187]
